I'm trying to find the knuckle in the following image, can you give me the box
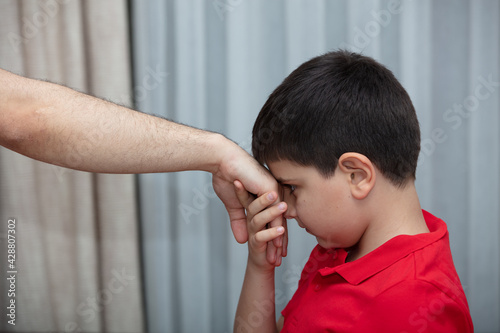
[248,218,259,233]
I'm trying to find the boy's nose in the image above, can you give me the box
[282,195,297,220]
[283,208,296,220]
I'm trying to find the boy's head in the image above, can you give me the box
[252,50,420,188]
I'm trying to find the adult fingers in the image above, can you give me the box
[228,207,249,244]
[234,180,257,208]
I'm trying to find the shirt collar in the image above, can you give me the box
[318,210,448,285]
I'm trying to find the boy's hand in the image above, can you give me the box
[234,180,287,270]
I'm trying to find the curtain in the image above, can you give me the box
[132,1,499,333]
[0,1,144,332]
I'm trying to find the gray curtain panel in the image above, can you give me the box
[131,1,499,333]
[0,1,144,332]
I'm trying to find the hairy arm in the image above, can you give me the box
[0,68,222,174]
[0,68,286,257]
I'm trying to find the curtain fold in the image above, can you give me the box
[132,1,499,332]
[0,1,144,332]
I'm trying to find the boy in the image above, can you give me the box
[233,50,473,332]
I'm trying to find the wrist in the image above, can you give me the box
[173,128,235,175]
[210,133,245,178]
[246,257,276,277]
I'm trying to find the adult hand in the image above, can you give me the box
[211,140,287,263]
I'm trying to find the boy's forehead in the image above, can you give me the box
[267,160,310,182]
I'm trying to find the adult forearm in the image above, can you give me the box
[234,264,277,333]
[0,69,285,249]
[0,68,226,174]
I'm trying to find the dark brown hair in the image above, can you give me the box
[252,50,421,186]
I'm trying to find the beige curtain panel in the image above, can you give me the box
[0,1,144,332]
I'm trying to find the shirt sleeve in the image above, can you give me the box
[351,279,474,333]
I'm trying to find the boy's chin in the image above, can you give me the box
[316,237,336,250]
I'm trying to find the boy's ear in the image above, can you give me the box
[338,153,376,200]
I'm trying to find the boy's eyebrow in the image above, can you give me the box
[275,176,295,184]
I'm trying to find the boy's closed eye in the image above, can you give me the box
[282,184,296,194]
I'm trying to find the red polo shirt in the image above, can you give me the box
[281,210,473,332]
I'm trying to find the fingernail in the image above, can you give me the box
[277,226,284,234]
[267,192,275,201]
[278,202,286,210]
